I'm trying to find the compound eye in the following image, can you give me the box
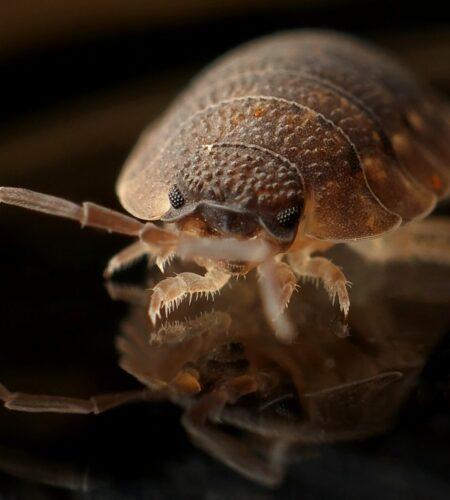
[168,184,185,209]
[276,206,300,228]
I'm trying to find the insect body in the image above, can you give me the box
[1,31,450,338]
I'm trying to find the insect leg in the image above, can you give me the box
[105,281,150,306]
[105,222,186,278]
[348,216,450,266]
[182,417,288,487]
[0,382,154,414]
[261,261,298,313]
[0,444,96,492]
[289,253,351,317]
[104,240,152,278]
[257,259,297,342]
[148,268,230,324]
[184,374,258,425]
[181,374,287,487]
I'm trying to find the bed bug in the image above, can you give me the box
[1,30,450,339]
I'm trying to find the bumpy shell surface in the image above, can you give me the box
[117,31,450,241]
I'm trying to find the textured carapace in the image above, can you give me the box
[118,30,450,243]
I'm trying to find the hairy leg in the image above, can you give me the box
[289,249,350,317]
[269,261,298,312]
[106,223,269,275]
[104,240,151,278]
[257,259,297,342]
[148,267,231,324]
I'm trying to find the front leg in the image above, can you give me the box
[289,250,351,317]
[103,239,175,278]
[257,259,298,342]
[261,261,298,314]
[149,267,231,324]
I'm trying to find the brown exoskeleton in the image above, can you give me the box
[1,31,450,341]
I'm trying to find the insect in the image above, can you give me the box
[1,30,450,339]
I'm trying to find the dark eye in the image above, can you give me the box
[276,206,300,228]
[168,185,185,209]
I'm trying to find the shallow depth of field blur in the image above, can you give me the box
[0,1,449,498]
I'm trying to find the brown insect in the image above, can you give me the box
[1,31,450,339]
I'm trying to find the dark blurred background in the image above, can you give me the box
[0,1,449,498]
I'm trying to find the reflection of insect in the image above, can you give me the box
[2,245,450,488]
[1,31,450,339]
